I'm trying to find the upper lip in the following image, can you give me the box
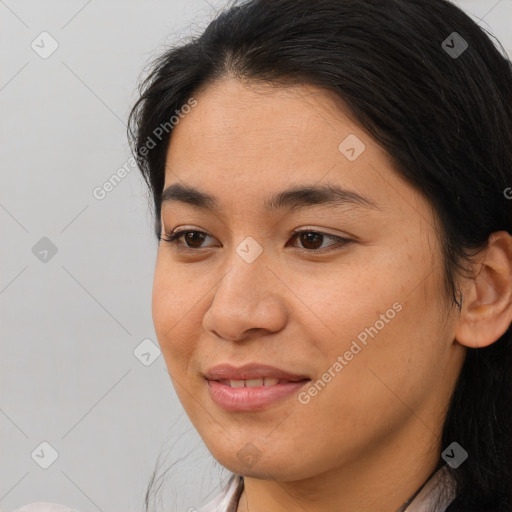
[204,363,310,382]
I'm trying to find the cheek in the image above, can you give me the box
[285,261,399,345]
[318,288,444,430]
[297,253,445,401]
[288,304,443,467]
[151,258,201,369]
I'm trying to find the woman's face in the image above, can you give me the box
[152,78,465,481]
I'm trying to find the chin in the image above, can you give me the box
[206,441,316,481]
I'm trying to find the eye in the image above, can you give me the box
[159,228,353,253]
[159,229,216,250]
[288,229,353,252]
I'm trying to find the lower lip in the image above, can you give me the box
[207,379,310,411]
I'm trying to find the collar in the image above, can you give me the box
[399,465,457,512]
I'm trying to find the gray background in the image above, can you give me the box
[1,1,511,511]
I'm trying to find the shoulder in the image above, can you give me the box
[11,503,80,512]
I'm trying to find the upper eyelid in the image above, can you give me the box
[166,225,352,238]
[164,228,351,247]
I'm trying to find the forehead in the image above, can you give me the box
[167,78,357,150]
[165,79,374,176]
[162,78,421,222]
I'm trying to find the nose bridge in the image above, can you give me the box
[218,238,270,306]
[203,240,287,340]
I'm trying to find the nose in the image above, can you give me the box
[202,254,288,342]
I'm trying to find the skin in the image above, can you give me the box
[151,77,512,512]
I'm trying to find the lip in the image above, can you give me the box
[204,363,311,412]
[204,363,309,381]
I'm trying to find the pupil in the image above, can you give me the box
[187,232,204,247]
[302,232,321,249]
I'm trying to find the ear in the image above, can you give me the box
[455,231,512,349]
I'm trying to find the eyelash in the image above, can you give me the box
[159,229,353,253]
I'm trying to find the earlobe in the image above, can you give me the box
[454,231,512,349]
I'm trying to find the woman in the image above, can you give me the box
[128,0,512,511]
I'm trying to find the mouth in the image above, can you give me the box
[203,362,310,382]
[215,377,295,387]
[204,363,311,411]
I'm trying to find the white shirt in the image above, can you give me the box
[198,465,457,512]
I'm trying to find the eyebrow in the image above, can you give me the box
[160,182,380,213]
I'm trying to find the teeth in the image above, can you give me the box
[245,378,264,387]
[226,378,281,387]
